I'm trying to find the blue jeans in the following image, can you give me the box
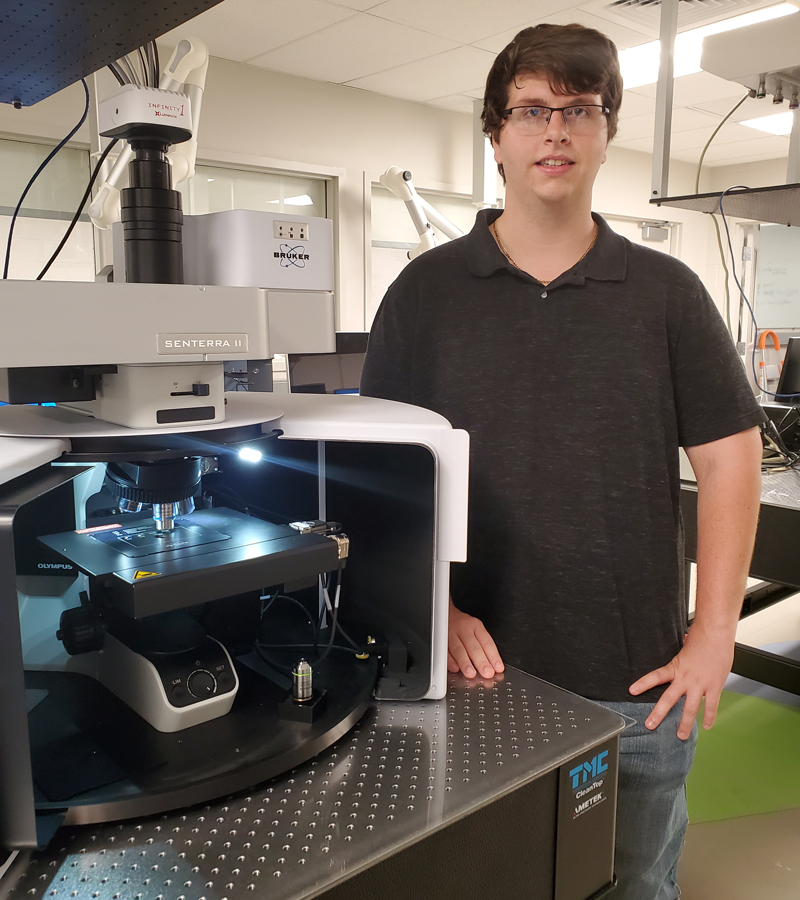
[593,699,698,900]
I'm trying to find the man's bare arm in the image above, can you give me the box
[629,426,762,738]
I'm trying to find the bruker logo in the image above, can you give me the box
[274,244,310,268]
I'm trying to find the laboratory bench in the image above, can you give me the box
[681,466,800,695]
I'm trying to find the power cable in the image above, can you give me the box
[3,79,90,280]
[695,92,752,334]
[118,55,139,86]
[36,139,119,280]
[136,47,150,87]
[695,93,751,195]
[107,64,126,86]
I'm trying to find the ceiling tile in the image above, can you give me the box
[578,0,769,41]
[691,94,787,122]
[615,113,657,142]
[623,121,782,155]
[696,134,790,161]
[612,136,658,154]
[427,94,477,114]
[626,124,730,154]
[660,128,717,152]
[671,135,790,167]
[328,0,385,9]
[161,0,356,61]
[470,25,526,54]
[247,14,458,82]
[618,106,721,141]
[665,149,703,165]
[155,0,793,168]
[474,6,653,54]
[616,133,789,167]
[671,106,724,131]
[691,120,770,146]
[619,90,656,117]
[630,71,747,107]
[345,45,497,103]
[671,149,778,166]
[368,0,573,45]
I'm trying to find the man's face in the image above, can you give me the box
[493,72,609,211]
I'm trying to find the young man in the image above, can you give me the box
[360,23,763,900]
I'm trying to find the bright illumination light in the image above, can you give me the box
[620,42,665,90]
[740,111,796,135]
[283,194,314,206]
[238,447,263,463]
[620,2,798,90]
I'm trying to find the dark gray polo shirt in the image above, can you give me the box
[361,208,764,702]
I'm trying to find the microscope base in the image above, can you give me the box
[24,651,377,827]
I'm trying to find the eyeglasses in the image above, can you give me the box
[502,104,609,134]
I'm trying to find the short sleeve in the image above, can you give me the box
[670,277,765,447]
[360,274,420,404]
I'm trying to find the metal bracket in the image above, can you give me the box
[651,0,679,200]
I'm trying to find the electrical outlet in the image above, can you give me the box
[274,221,308,240]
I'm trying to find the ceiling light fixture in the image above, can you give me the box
[740,110,796,135]
[283,194,314,206]
[620,2,798,90]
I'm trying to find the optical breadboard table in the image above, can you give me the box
[2,669,624,900]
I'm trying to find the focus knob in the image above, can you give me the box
[187,669,217,698]
[56,606,105,656]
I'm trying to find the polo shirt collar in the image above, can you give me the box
[467,207,627,285]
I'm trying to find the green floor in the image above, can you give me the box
[687,690,800,823]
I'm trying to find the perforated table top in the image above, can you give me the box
[4,669,623,900]
[1,0,225,107]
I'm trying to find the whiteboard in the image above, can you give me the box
[754,225,800,329]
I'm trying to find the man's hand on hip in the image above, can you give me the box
[448,599,504,679]
[634,427,762,739]
[628,623,736,740]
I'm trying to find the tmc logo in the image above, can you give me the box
[569,750,608,791]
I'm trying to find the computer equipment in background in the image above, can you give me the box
[775,336,800,402]
[288,332,369,394]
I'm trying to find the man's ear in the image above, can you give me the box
[492,134,502,166]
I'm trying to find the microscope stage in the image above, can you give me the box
[39,508,341,618]
[88,521,230,558]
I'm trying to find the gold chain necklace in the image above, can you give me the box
[491,219,598,286]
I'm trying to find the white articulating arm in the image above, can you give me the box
[379,166,463,259]
[89,39,210,230]
[162,38,210,187]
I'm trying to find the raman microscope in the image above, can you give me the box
[0,30,468,852]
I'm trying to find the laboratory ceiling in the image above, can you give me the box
[163,0,798,168]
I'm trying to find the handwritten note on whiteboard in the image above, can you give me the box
[754,225,800,329]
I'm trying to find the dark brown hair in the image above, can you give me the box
[482,23,623,150]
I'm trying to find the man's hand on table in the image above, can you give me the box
[448,599,505,679]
